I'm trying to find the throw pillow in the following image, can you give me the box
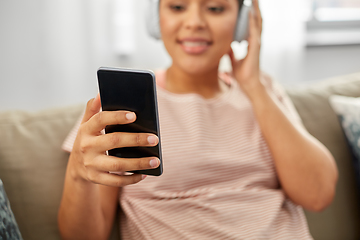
[329,95,360,191]
[0,179,23,240]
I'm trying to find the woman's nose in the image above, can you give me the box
[183,5,206,30]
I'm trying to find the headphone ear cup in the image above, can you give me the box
[146,0,161,40]
[234,3,252,42]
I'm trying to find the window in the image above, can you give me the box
[306,0,360,46]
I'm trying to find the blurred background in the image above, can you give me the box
[0,0,359,111]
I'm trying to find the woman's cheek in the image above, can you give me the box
[213,28,235,55]
[212,17,236,40]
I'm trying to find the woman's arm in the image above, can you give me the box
[245,80,338,212]
[58,95,161,239]
[58,163,120,240]
[229,0,338,212]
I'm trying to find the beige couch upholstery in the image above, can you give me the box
[1,73,360,240]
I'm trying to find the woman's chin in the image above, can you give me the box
[176,60,219,76]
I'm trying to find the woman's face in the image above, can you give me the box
[159,0,239,75]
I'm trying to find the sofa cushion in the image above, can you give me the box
[286,72,360,240]
[0,104,84,240]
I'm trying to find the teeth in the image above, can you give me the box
[182,41,208,47]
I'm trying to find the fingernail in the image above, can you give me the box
[142,175,147,180]
[149,158,159,168]
[147,135,157,145]
[91,94,100,108]
[95,93,100,101]
[126,112,135,120]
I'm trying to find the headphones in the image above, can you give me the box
[146,0,252,42]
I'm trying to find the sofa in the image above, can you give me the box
[1,72,360,240]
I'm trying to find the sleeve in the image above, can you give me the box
[260,72,304,127]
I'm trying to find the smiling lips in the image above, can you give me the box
[178,39,212,54]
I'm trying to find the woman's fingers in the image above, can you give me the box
[248,0,262,57]
[253,0,263,32]
[88,171,145,187]
[249,11,260,44]
[228,47,244,70]
[89,155,160,173]
[85,110,137,134]
[85,132,159,153]
[82,94,101,124]
[248,0,262,45]
[228,47,236,68]
[73,96,160,187]
[246,10,261,64]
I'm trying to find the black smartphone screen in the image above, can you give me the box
[97,67,163,176]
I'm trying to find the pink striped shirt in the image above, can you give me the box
[63,70,312,239]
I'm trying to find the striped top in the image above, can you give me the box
[63,70,312,239]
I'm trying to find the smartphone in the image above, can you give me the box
[97,67,163,176]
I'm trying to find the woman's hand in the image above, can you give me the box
[228,0,263,98]
[69,94,161,187]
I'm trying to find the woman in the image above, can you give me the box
[58,0,338,239]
